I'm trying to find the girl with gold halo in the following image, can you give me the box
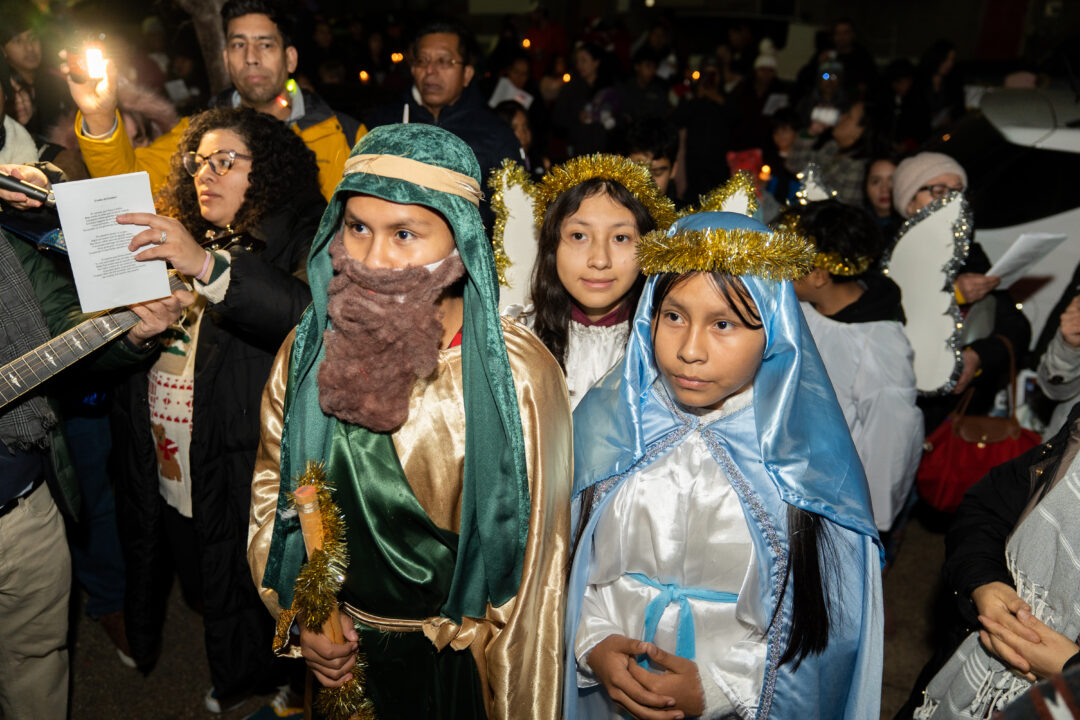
[492,154,676,409]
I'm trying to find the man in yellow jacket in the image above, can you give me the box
[66,0,363,202]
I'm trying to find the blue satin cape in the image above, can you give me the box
[563,212,883,719]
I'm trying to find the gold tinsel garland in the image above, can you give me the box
[486,154,678,288]
[771,208,871,277]
[637,227,815,280]
[532,154,677,231]
[815,250,873,277]
[687,171,759,217]
[290,462,376,720]
[487,159,533,287]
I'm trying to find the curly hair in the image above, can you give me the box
[529,177,655,369]
[155,106,319,238]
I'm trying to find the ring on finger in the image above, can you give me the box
[157,230,167,245]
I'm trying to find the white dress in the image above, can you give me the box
[506,305,629,411]
[574,389,768,719]
[801,302,924,532]
[564,320,630,410]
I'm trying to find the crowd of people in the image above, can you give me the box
[1,0,1079,719]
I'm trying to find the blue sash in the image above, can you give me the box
[628,572,737,662]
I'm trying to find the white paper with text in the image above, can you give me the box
[52,172,168,313]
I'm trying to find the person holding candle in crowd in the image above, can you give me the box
[64,0,362,201]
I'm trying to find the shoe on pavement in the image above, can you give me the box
[96,611,136,669]
[241,685,303,719]
[205,686,247,714]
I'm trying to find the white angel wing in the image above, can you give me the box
[795,163,837,204]
[488,162,539,312]
[885,191,972,394]
[694,171,759,217]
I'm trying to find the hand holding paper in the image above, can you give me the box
[118,212,207,278]
[52,172,170,313]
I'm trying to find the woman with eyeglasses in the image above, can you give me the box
[108,105,324,712]
[893,152,1031,431]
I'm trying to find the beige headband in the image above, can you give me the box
[342,153,484,206]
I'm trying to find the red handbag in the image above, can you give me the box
[916,338,1041,513]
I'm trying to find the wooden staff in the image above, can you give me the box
[294,484,346,644]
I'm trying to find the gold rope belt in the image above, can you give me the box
[342,602,425,633]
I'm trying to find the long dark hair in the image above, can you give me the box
[156,106,319,237]
[571,271,838,667]
[530,177,655,369]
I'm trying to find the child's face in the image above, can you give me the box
[511,110,532,150]
[772,125,795,154]
[653,274,765,411]
[342,194,455,269]
[865,159,895,215]
[629,151,673,195]
[556,192,642,321]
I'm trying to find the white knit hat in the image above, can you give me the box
[893,152,968,218]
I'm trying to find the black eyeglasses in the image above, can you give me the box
[916,183,965,200]
[182,149,253,177]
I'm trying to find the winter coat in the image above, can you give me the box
[366,85,521,185]
[109,187,324,684]
[74,87,362,202]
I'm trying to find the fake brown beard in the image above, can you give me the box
[318,234,466,432]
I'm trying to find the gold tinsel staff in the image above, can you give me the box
[291,462,375,720]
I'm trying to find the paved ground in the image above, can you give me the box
[61,509,948,719]
[69,581,274,720]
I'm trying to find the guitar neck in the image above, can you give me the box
[0,307,138,408]
[0,273,187,410]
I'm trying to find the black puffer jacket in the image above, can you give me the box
[110,187,324,696]
[366,85,520,188]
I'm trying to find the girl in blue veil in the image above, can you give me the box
[564,211,883,719]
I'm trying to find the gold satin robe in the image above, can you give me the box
[247,317,571,720]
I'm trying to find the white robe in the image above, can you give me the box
[574,389,767,719]
[801,302,923,532]
[564,319,629,410]
[507,305,629,411]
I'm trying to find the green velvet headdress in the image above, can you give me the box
[262,124,530,621]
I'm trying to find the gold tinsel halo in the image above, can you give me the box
[815,250,873,277]
[486,158,533,286]
[290,462,376,720]
[637,227,816,280]
[532,154,677,233]
[686,170,759,217]
[771,208,871,277]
